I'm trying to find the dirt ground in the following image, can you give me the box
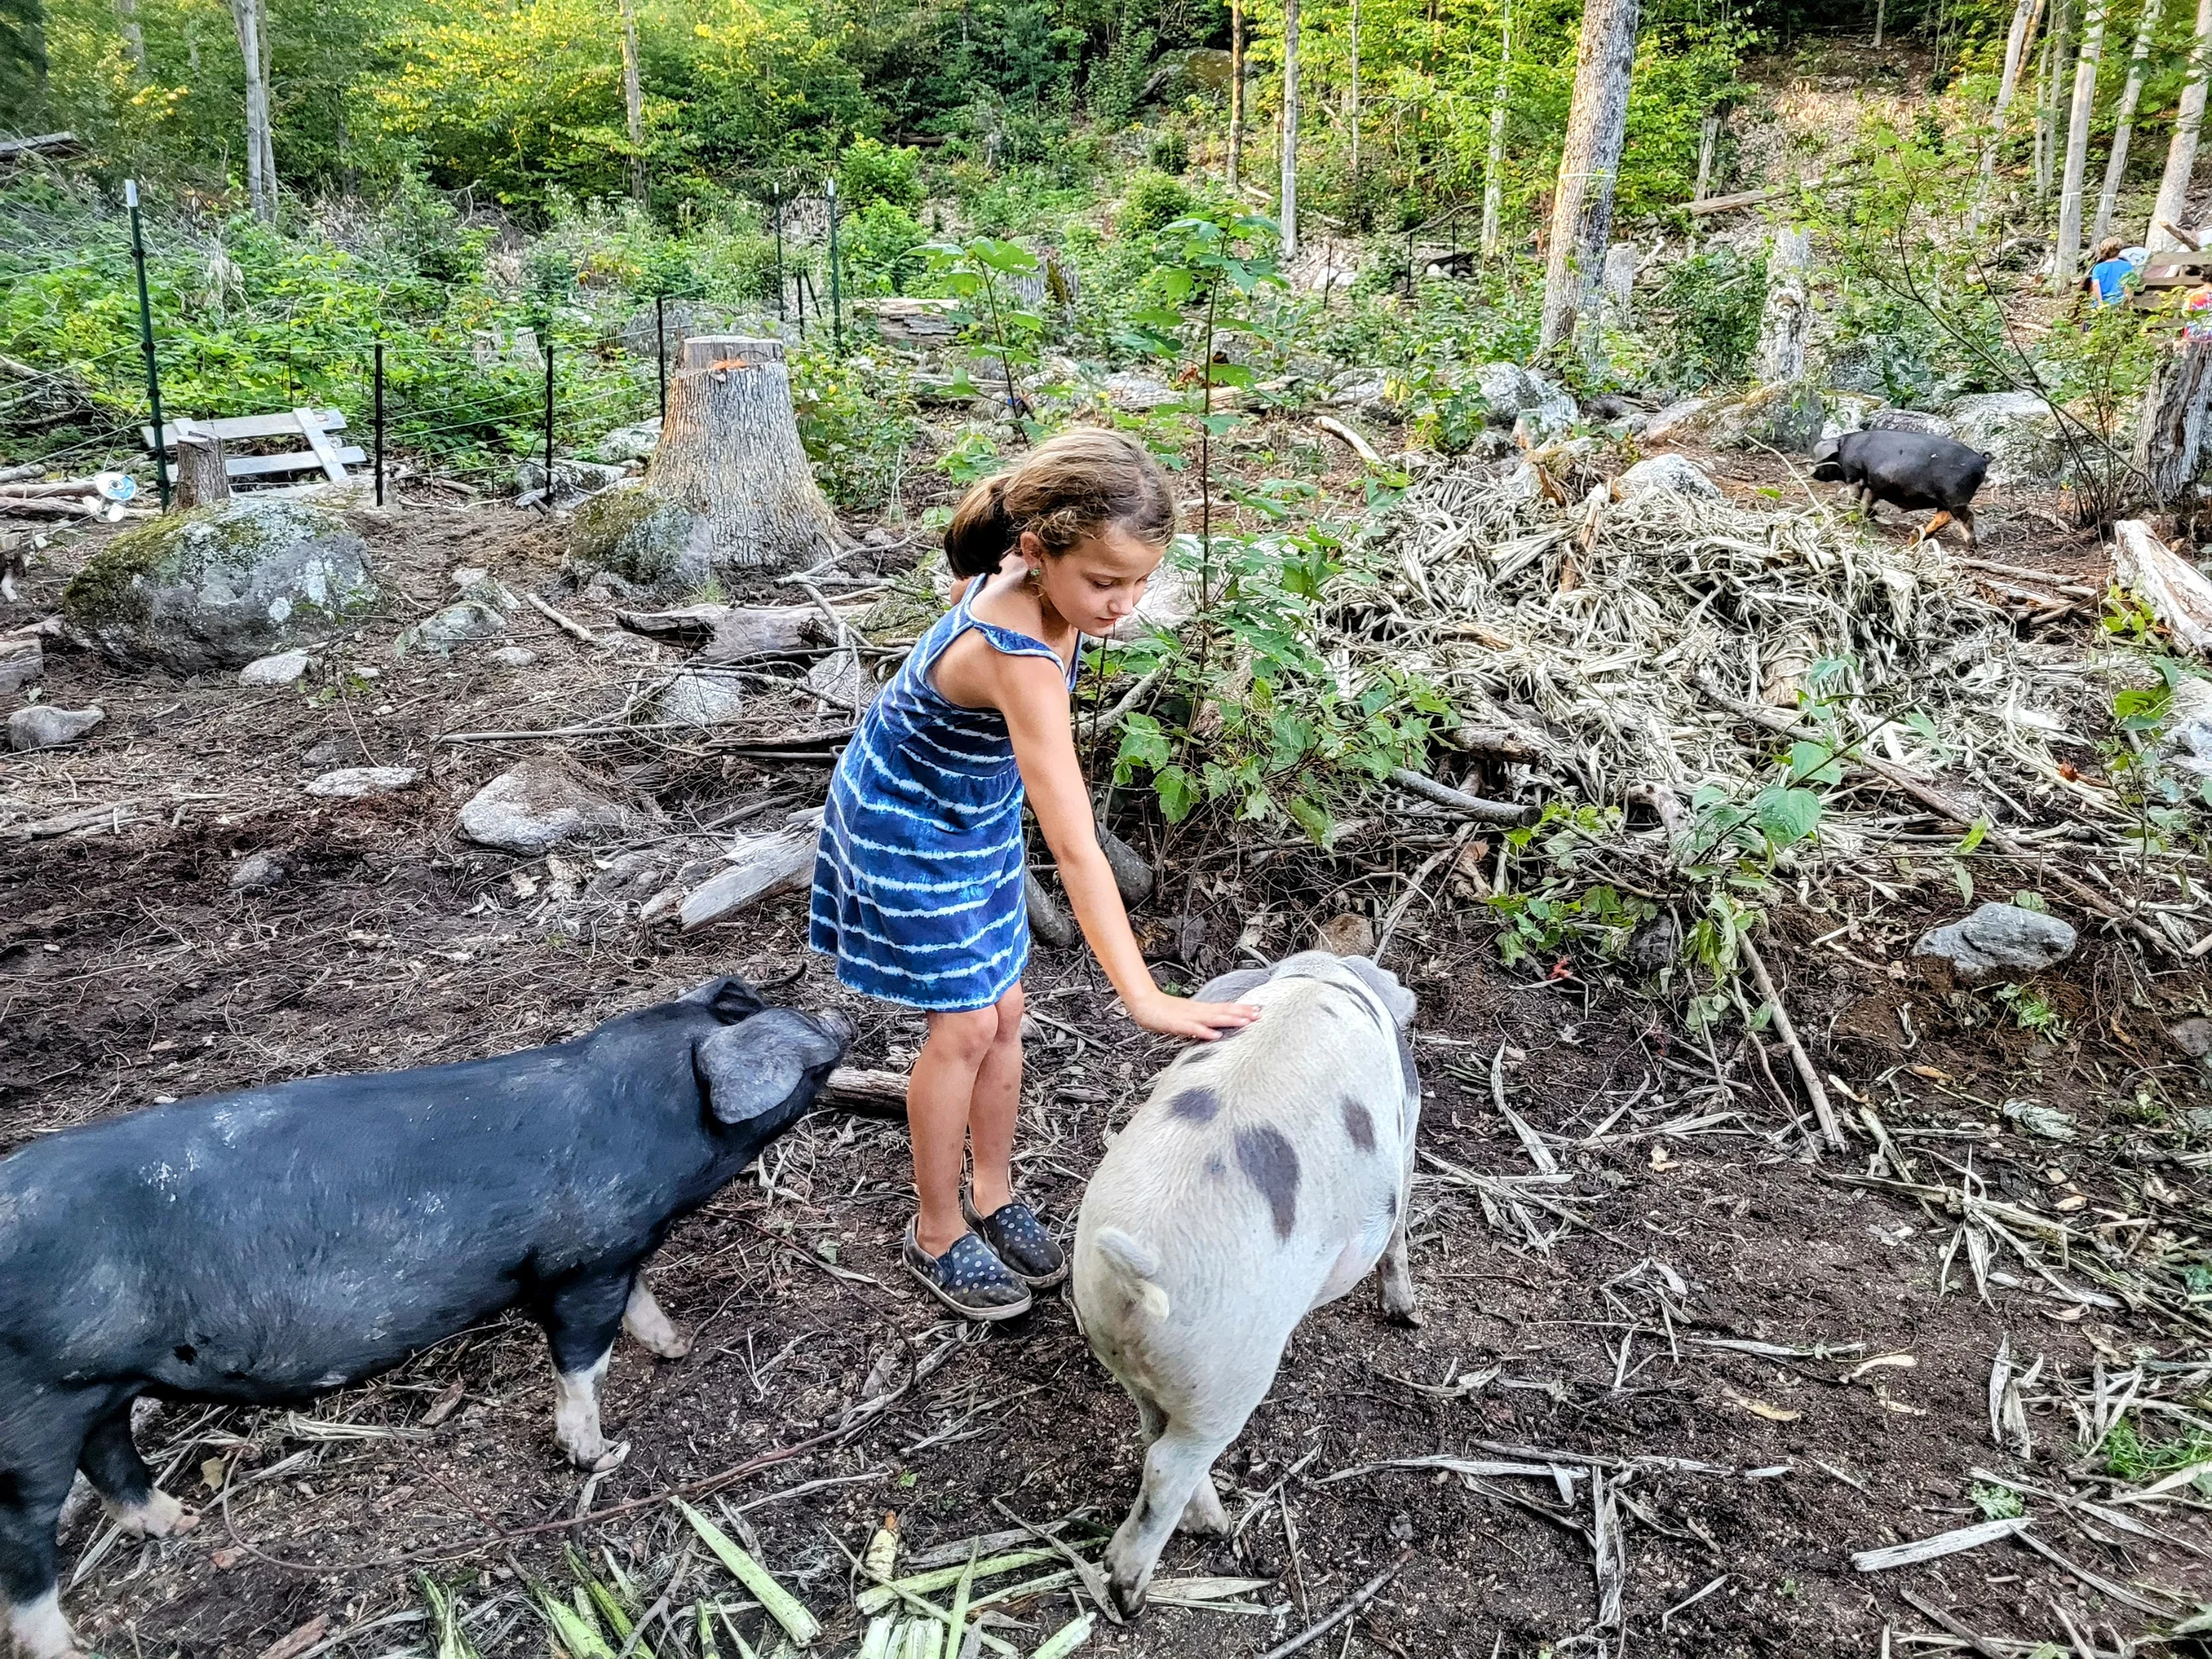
[4,450,2212,1659]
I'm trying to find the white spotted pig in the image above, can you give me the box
[1072,951,1419,1617]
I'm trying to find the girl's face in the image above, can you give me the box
[1021,524,1163,638]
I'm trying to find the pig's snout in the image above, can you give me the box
[813,1009,856,1049]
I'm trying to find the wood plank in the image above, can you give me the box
[293,407,349,482]
[220,446,365,480]
[140,409,346,449]
[0,133,81,160]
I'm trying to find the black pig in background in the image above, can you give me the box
[0,977,851,1659]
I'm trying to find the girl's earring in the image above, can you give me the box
[1025,566,1042,587]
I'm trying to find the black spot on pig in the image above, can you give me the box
[1203,1154,1226,1180]
[1167,1087,1224,1125]
[1387,1190,1399,1218]
[1234,1125,1300,1239]
[1340,1098,1377,1152]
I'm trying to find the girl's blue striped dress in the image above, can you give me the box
[810,583,1078,1012]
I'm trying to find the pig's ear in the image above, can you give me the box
[695,1010,846,1125]
[1194,965,1272,1004]
[1340,956,1417,1030]
[681,976,768,1024]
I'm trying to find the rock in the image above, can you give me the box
[0,635,42,695]
[679,810,822,930]
[1642,397,1711,442]
[1945,391,2066,486]
[1822,337,1891,397]
[239,647,315,687]
[856,296,961,343]
[397,600,506,657]
[451,569,520,611]
[489,645,540,669]
[306,765,419,798]
[1315,912,1378,956]
[1717,380,1825,452]
[1619,454,1723,500]
[1025,869,1076,949]
[657,668,749,727]
[1104,372,1181,412]
[1473,363,1577,442]
[58,498,376,673]
[1499,462,1545,503]
[806,648,879,713]
[8,703,103,750]
[1865,406,1957,439]
[514,458,629,506]
[1627,911,1681,973]
[588,849,667,897]
[593,418,662,465]
[2001,1098,2078,1142]
[1098,825,1156,905]
[1325,371,1398,420]
[2166,1016,2212,1057]
[458,762,626,854]
[229,850,287,891]
[303,733,351,768]
[1912,902,2078,987]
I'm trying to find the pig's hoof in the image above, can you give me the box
[1108,1578,1148,1621]
[111,1490,196,1539]
[586,1440,632,1474]
[1179,1483,1231,1536]
[637,1327,691,1361]
[559,1435,630,1473]
[1384,1298,1424,1328]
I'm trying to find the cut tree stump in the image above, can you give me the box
[569,335,842,595]
[2133,336,2212,510]
[173,424,231,510]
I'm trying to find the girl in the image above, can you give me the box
[810,428,1260,1321]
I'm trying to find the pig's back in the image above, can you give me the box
[0,1026,713,1390]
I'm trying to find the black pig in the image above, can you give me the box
[0,977,850,1659]
[1809,429,1990,548]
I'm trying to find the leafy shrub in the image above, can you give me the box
[790,343,922,508]
[1652,245,1766,392]
[1148,129,1191,175]
[1120,172,1195,236]
[841,198,929,296]
[838,136,926,213]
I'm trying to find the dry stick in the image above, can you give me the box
[1375,824,1473,964]
[526,590,596,643]
[1739,933,1845,1154]
[1896,1589,2016,1659]
[1386,766,1535,826]
[1691,671,2185,960]
[1253,1551,1412,1659]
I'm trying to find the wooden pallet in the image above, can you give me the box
[138,407,364,484]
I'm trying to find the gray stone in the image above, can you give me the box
[1642,397,1711,442]
[1945,391,2066,486]
[303,733,351,768]
[1098,825,1156,906]
[1717,380,1825,452]
[489,645,540,669]
[1865,406,1957,439]
[1315,912,1377,956]
[1473,363,1577,442]
[0,635,42,695]
[458,762,626,854]
[1619,454,1724,500]
[657,668,749,727]
[1325,371,1398,419]
[306,765,419,798]
[805,648,879,713]
[8,703,103,750]
[2001,1098,2078,1142]
[1822,337,1890,397]
[2167,1016,2212,1057]
[1104,372,1181,412]
[514,458,629,506]
[397,600,506,657]
[58,498,377,673]
[229,849,287,891]
[239,648,315,687]
[593,419,662,465]
[1912,902,2078,987]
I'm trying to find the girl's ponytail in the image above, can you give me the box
[944,475,1019,579]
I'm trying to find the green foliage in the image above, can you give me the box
[1148,129,1190,176]
[924,234,1047,431]
[789,343,922,508]
[841,198,928,296]
[838,136,925,212]
[1968,1483,2024,1522]
[1652,245,1766,393]
[2098,1418,2212,1483]
[1119,171,1195,237]
[1993,985,2070,1043]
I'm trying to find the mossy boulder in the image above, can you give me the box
[566,487,699,595]
[62,498,377,672]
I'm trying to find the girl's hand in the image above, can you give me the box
[1129,992,1262,1041]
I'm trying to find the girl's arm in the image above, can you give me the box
[992,654,1258,1041]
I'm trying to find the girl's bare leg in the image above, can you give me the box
[966,984,1026,1216]
[909,1005,998,1257]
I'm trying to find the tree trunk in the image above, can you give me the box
[1600,240,1637,332]
[2151,0,2212,248]
[2134,335,2212,504]
[1280,0,1301,257]
[173,426,230,510]
[575,336,840,585]
[1227,0,1244,188]
[2093,0,2165,248]
[2033,0,2069,205]
[115,0,144,73]
[229,0,274,222]
[1539,0,1640,354]
[1480,0,1513,258]
[1977,0,2045,226]
[1693,104,1721,203]
[1755,226,1814,384]
[618,0,646,201]
[2055,0,2108,291]
[1875,0,1886,46]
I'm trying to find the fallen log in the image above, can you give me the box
[817,1067,910,1117]
[679,810,822,932]
[1386,766,1537,826]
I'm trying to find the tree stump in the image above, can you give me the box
[173,424,231,511]
[1755,227,1814,385]
[567,335,841,595]
[2133,336,2212,511]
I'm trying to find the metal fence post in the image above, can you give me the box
[542,335,556,508]
[772,187,785,322]
[125,179,171,511]
[826,176,842,351]
[655,295,667,424]
[373,341,385,507]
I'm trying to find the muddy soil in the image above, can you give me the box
[4,465,2211,1659]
